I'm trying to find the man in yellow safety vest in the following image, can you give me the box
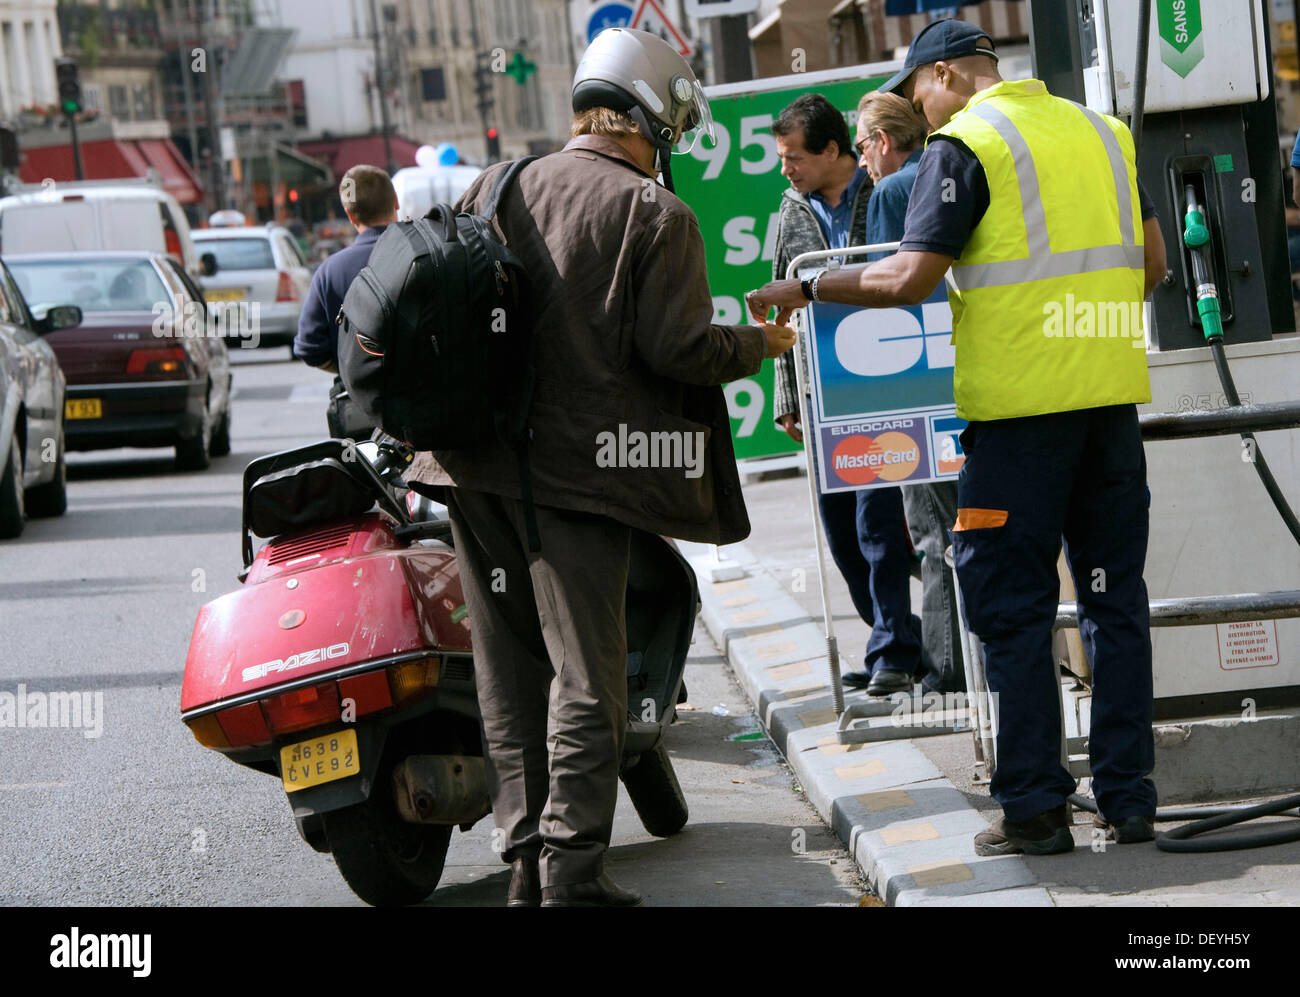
[745,18,1168,855]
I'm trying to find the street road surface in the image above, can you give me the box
[0,348,866,907]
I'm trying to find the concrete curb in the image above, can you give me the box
[678,539,1055,907]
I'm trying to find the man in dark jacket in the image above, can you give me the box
[294,165,397,437]
[408,29,794,907]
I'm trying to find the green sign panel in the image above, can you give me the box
[1157,0,1204,79]
[672,69,890,460]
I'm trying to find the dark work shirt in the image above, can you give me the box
[898,136,1156,259]
[294,225,387,367]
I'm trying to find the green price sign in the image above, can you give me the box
[672,65,894,460]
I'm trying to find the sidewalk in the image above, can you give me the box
[678,468,1300,907]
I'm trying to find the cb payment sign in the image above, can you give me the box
[673,69,963,477]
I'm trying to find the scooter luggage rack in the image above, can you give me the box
[240,437,409,568]
[780,244,973,746]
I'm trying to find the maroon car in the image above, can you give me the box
[5,251,232,470]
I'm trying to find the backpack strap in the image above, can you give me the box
[482,155,539,220]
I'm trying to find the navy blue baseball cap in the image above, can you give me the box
[879,18,998,95]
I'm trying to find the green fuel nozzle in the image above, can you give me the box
[1183,184,1223,342]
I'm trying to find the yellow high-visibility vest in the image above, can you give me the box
[931,78,1151,421]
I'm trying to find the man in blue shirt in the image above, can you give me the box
[294,164,399,437]
[770,93,924,696]
[854,89,965,695]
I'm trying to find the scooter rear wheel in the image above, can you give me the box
[323,782,452,907]
[621,741,689,838]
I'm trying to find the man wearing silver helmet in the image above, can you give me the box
[409,28,795,907]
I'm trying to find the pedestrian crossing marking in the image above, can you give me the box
[906,860,973,887]
[880,822,940,845]
[833,759,888,780]
[855,790,915,810]
[712,579,750,593]
[767,659,813,680]
[797,708,839,728]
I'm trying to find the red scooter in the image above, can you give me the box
[181,435,696,906]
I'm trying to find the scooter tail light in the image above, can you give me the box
[216,701,272,747]
[186,713,230,749]
[262,681,342,736]
[387,656,441,706]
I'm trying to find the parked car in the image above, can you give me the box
[192,225,312,351]
[0,177,206,280]
[0,258,81,537]
[6,251,232,471]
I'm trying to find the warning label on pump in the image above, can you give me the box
[1216,620,1280,670]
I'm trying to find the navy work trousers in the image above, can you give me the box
[951,404,1157,823]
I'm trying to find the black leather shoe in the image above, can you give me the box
[540,873,643,908]
[841,670,873,690]
[507,856,541,907]
[866,668,915,696]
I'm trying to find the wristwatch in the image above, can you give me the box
[810,271,825,302]
[800,275,815,301]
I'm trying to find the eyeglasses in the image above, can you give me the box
[854,130,881,158]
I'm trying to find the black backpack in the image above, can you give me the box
[338,156,541,546]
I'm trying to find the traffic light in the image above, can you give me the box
[55,58,81,116]
[485,127,500,163]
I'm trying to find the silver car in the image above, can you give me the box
[192,225,312,352]
[0,257,81,538]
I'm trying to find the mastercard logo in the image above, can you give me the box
[831,431,921,485]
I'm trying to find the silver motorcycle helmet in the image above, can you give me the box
[572,28,715,156]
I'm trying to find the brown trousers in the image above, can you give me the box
[445,487,630,887]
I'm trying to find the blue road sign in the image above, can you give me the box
[587,2,635,43]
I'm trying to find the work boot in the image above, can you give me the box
[541,873,643,908]
[1093,813,1156,844]
[974,803,1074,856]
[841,670,873,690]
[507,854,541,907]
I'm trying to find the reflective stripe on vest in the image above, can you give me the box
[948,97,1141,291]
[933,79,1150,422]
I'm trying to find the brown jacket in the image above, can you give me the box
[407,135,765,544]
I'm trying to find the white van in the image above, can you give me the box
[0,177,202,278]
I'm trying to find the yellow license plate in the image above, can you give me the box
[280,729,359,792]
[65,398,102,419]
[206,288,246,302]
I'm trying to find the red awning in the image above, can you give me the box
[295,134,423,176]
[19,137,204,204]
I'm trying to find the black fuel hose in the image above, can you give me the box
[1070,793,1300,852]
[1208,339,1300,546]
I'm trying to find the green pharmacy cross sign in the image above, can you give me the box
[1157,0,1204,79]
[506,51,536,86]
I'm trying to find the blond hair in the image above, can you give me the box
[571,106,641,140]
[855,91,928,153]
